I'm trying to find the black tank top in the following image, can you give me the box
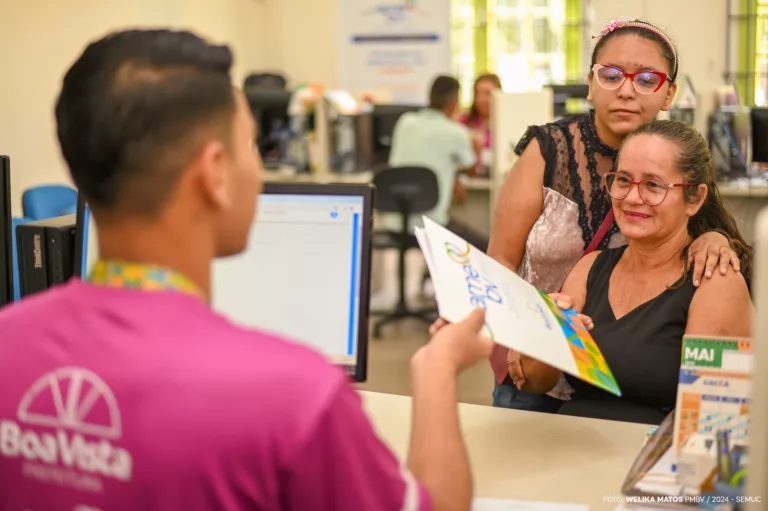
[559,246,697,424]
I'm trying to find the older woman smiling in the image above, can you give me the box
[518,120,753,425]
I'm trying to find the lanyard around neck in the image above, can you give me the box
[88,260,203,298]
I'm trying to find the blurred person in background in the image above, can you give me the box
[459,73,502,178]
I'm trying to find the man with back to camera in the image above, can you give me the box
[0,29,493,511]
[385,75,488,251]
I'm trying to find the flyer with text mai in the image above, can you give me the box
[416,217,620,396]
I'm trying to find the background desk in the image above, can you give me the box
[263,171,493,238]
[263,170,374,185]
[718,182,768,245]
[263,174,768,247]
[360,391,649,511]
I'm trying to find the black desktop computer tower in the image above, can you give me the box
[0,156,12,306]
[17,215,76,298]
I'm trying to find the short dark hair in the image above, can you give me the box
[429,75,460,110]
[55,29,236,216]
[591,20,678,82]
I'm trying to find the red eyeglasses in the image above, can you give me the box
[592,64,672,94]
[604,172,696,206]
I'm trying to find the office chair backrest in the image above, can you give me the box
[244,73,288,91]
[22,185,78,221]
[373,166,439,215]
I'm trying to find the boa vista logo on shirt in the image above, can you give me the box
[0,367,133,484]
[444,240,502,337]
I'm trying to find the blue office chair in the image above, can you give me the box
[60,204,77,216]
[22,185,78,220]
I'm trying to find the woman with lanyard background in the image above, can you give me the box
[459,73,502,177]
[433,18,743,412]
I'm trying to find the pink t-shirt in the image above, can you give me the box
[0,281,431,511]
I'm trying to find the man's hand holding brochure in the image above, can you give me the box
[415,216,621,396]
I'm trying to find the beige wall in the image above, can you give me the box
[255,0,726,127]
[0,0,727,214]
[0,0,266,215]
[259,0,341,88]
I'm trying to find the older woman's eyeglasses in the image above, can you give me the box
[592,64,671,94]
[604,172,696,206]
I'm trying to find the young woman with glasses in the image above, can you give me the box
[516,120,753,424]
[432,18,744,412]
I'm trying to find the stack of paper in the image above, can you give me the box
[633,447,683,496]
[415,217,620,395]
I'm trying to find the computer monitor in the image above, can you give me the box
[545,84,590,118]
[0,156,12,306]
[72,184,374,381]
[246,90,297,166]
[709,108,751,179]
[747,209,768,508]
[213,183,374,382]
[73,194,99,278]
[751,108,768,164]
[371,104,421,166]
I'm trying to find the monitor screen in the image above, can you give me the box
[74,197,99,278]
[371,104,421,165]
[751,107,768,164]
[73,185,372,381]
[213,186,372,381]
[246,90,293,166]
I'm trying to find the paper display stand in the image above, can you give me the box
[620,411,692,508]
[672,337,753,453]
[619,337,755,508]
[417,216,620,395]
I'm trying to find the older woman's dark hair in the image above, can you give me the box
[620,120,752,284]
[466,73,502,124]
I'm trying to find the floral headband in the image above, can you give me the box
[593,17,678,77]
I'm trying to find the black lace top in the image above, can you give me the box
[515,110,621,251]
[512,112,629,400]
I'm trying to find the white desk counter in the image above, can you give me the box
[716,181,768,245]
[262,170,492,190]
[360,391,649,511]
[263,171,493,238]
[263,170,374,184]
[718,182,768,198]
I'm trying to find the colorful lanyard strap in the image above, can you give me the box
[88,259,203,298]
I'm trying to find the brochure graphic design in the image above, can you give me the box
[416,217,620,396]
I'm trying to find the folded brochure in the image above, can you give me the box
[415,216,621,396]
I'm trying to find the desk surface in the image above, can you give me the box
[264,173,768,197]
[360,391,649,511]
[264,170,373,184]
[717,182,768,198]
[263,170,492,190]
